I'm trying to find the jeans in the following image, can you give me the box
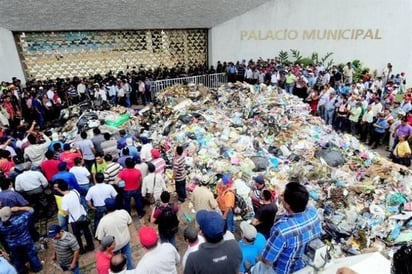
[285,84,294,94]
[10,242,43,274]
[115,242,134,270]
[79,183,91,210]
[61,263,80,274]
[159,233,177,250]
[70,220,94,252]
[94,206,106,232]
[226,209,235,232]
[123,189,145,217]
[175,179,186,202]
[57,213,69,231]
[325,110,335,125]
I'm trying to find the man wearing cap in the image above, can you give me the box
[184,210,242,274]
[249,175,268,212]
[260,182,322,274]
[135,226,180,273]
[96,198,134,270]
[140,137,153,162]
[96,235,116,274]
[191,175,218,212]
[0,206,43,273]
[216,174,235,232]
[48,224,80,273]
[150,148,166,176]
[238,221,266,273]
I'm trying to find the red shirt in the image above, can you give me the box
[118,168,142,191]
[59,151,82,169]
[96,250,113,274]
[0,159,14,178]
[40,159,60,181]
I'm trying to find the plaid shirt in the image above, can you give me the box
[262,206,322,274]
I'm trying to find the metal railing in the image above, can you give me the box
[152,73,227,94]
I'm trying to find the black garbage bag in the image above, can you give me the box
[178,114,193,124]
[315,144,345,167]
[250,156,269,171]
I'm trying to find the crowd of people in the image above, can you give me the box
[0,58,411,274]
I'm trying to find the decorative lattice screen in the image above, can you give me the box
[15,29,208,80]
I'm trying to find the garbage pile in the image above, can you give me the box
[141,82,412,258]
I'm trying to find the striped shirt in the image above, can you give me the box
[52,231,80,268]
[104,162,122,185]
[262,206,322,274]
[151,157,166,176]
[173,155,186,181]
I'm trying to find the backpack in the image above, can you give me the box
[225,190,249,220]
[156,204,179,236]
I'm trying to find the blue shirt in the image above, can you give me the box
[0,190,29,207]
[262,206,322,274]
[238,233,266,272]
[374,118,389,134]
[0,210,33,248]
[52,171,81,192]
[0,257,17,274]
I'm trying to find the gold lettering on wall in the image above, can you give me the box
[240,29,382,40]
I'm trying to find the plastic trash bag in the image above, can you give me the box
[250,156,269,171]
[315,145,345,167]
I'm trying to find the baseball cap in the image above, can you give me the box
[196,210,225,239]
[48,224,62,238]
[100,235,115,251]
[0,207,11,222]
[138,226,158,247]
[104,198,117,211]
[240,221,257,241]
[253,175,265,185]
[222,174,232,186]
[151,149,161,159]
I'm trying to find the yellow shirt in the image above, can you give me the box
[54,195,67,216]
[394,141,411,158]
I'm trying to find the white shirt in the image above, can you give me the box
[371,102,383,117]
[47,89,55,101]
[15,170,48,192]
[140,143,153,162]
[182,238,205,269]
[85,183,117,207]
[62,190,87,223]
[141,173,166,201]
[135,243,180,274]
[70,166,91,185]
[96,209,132,251]
[97,88,107,101]
[77,83,86,95]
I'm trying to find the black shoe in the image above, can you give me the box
[85,245,95,252]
